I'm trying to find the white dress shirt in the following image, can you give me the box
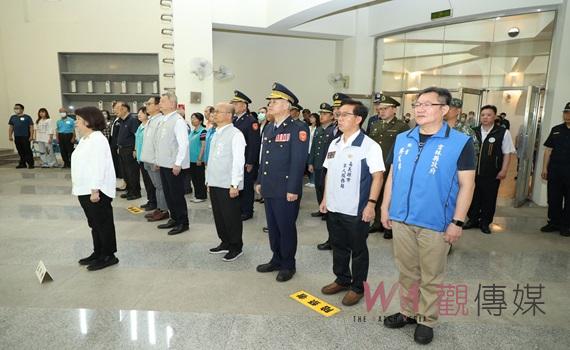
[71,131,116,197]
[481,126,517,154]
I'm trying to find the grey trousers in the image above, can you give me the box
[144,162,167,211]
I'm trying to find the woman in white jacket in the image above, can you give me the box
[71,106,118,271]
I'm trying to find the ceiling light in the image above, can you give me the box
[496,17,501,20]
[537,9,541,12]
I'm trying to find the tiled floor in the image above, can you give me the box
[0,167,568,349]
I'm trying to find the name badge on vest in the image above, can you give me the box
[276,133,290,142]
[66,121,71,124]
[488,137,496,144]
[20,117,25,121]
[327,151,336,159]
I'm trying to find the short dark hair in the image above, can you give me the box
[302,109,311,114]
[116,101,130,112]
[417,86,452,106]
[481,105,497,115]
[75,106,106,131]
[14,103,24,110]
[137,106,148,116]
[150,96,161,105]
[191,112,205,126]
[340,99,369,119]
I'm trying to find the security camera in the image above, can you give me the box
[508,27,520,38]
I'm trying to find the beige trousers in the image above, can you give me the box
[392,221,450,327]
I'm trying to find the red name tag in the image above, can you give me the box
[276,133,290,142]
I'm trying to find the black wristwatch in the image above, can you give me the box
[451,219,464,227]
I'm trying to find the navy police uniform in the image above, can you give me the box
[232,90,261,219]
[257,83,309,279]
[542,102,570,236]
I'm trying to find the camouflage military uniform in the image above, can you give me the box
[369,117,410,231]
[453,120,480,158]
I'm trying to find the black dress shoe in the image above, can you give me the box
[140,203,150,209]
[463,219,478,230]
[414,324,434,345]
[276,269,296,282]
[317,240,331,250]
[311,211,324,217]
[256,262,279,273]
[262,227,269,233]
[157,219,177,229]
[87,255,119,271]
[127,194,142,200]
[241,214,253,221]
[120,193,129,199]
[78,252,99,265]
[383,229,393,239]
[16,164,26,169]
[383,313,417,329]
[540,223,559,232]
[116,187,127,191]
[168,225,189,235]
[560,227,570,237]
[481,225,491,234]
[28,164,35,169]
[144,205,157,212]
[368,225,383,233]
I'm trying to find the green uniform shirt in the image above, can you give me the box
[369,117,410,166]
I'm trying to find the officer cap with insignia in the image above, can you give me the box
[449,98,463,108]
[373,93,400,107]
[266,82,299,105]
[332,92,350,108]
[319,102,333,113]
[231,90,252,104]
[291,103,303,111]
[563,102,570,112]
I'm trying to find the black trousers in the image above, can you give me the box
[468,175,501,226]
[14,136,34,166]
[58,133,74,166]
[547,168,570,228]
[210,187,243,252]
[190,162,207,199]
[160,167,189,226]
[139,162,156,207]
[240,165,257,216]
[78,192,117,256]
[111,145,123,179]
[326,211,369,293]
[314,168,326,206]
[265,197,300,270]
[183,168,193,194]
[118,146,141,196]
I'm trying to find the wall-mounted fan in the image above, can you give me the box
[214,65,235,81]
[328,73,349,89]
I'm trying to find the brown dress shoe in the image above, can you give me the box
[147,210,170,222]
[145,209,159,219]
[321,282,350,295]
[342,290,364,306]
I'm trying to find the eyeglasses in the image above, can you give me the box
[411,102,446,109]
[338,112,356,118]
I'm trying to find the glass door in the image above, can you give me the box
[459,88,484,125]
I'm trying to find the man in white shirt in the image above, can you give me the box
[319,100,385,307]
[206,102,247,261]
[155,92,190,235]
[464,104,516,234]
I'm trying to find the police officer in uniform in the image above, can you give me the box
[308,103,337,249]
[464,105,515,234]
[231,90,261,221]
[255,83,309,282]
[540,102,570,237]
[365,92,382,135]
[332,93,350,137]
[368,94,409,238]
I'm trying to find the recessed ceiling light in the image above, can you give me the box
[537,9,541,12]
[496,17,501,20]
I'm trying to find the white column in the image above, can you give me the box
[340,8,375,96]
[172,0,214,112]
[532,2,570,206]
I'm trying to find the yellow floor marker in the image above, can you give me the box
[290,290,341,317]
[127,206,144,214]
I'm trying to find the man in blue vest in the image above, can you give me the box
[381,86,476,345]
[255,83,309,282]
[231,90,261,221]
